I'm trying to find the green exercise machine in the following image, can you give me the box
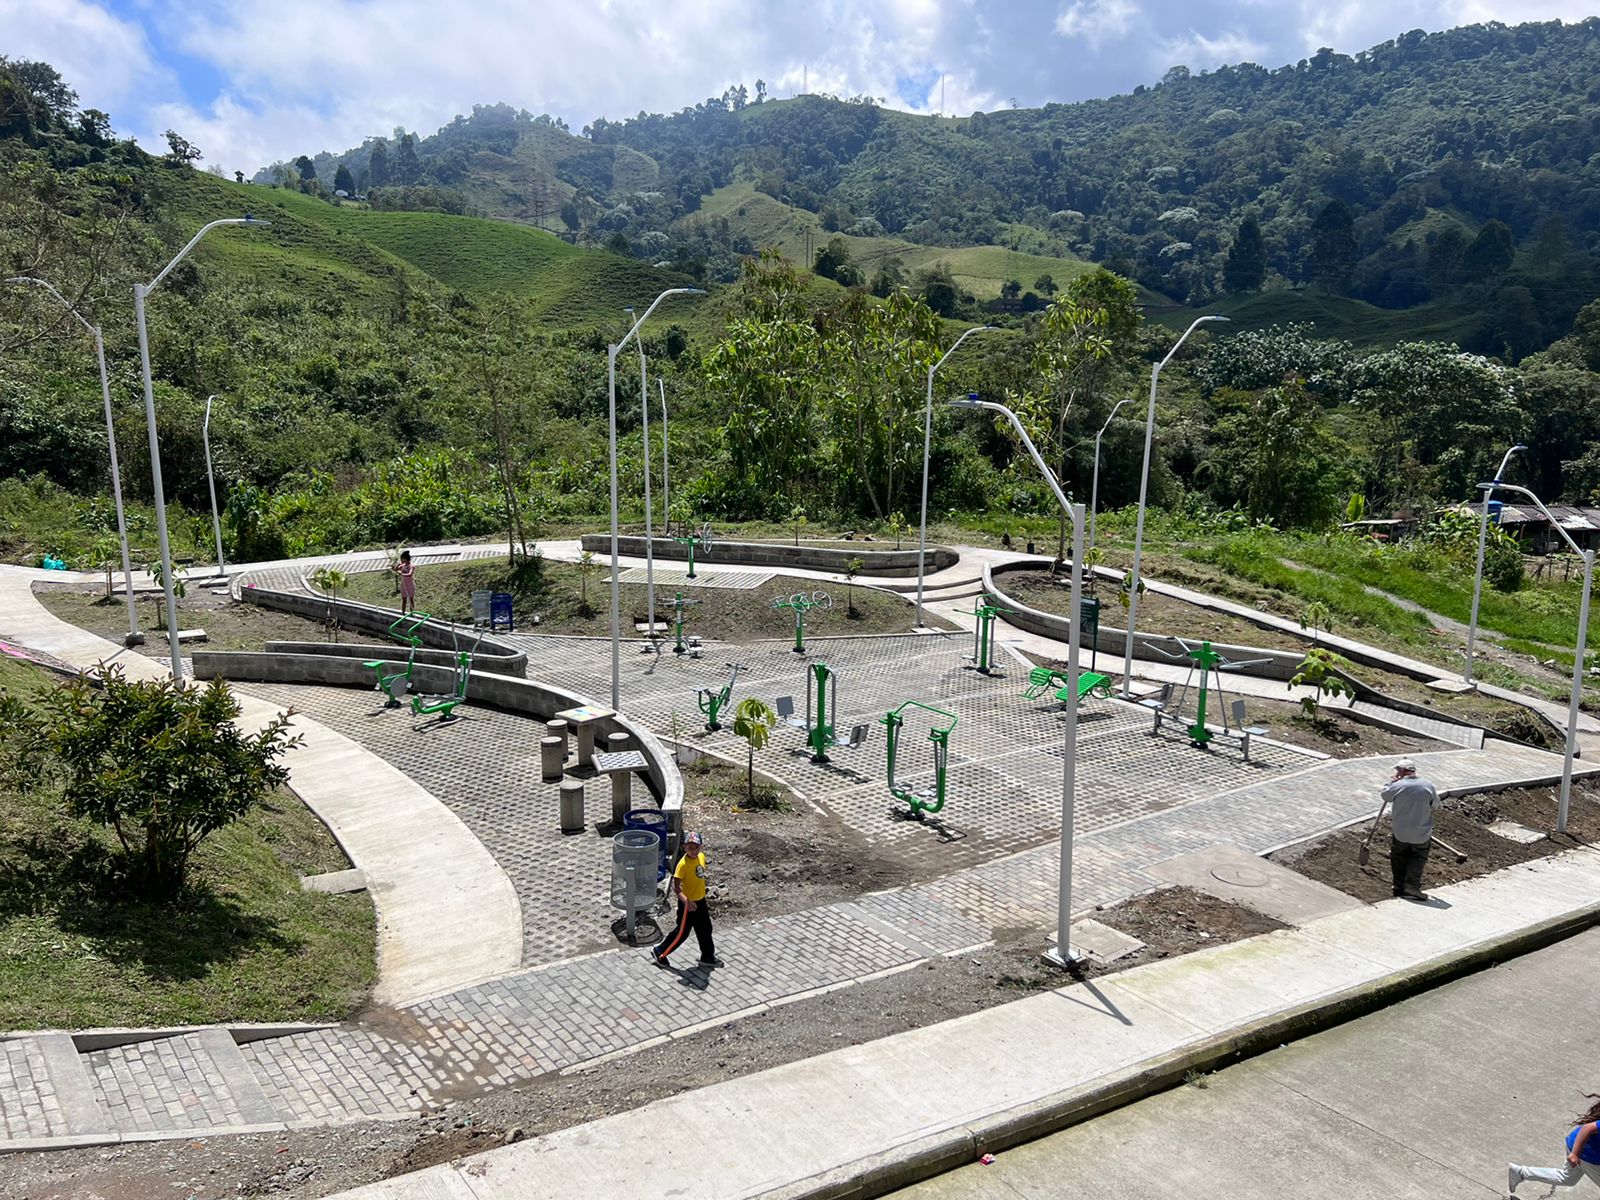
[880,700,957,816]
[776,661,868,763]
[673,522,715,580]
[410,626,484,723]
[661,591,703,654]
[957,601,1012,674]
[1022,665,1113,705]
[1142,637,1270,753]
[366,611,429,707]
[697,661,745,731]
[772,590,831,654]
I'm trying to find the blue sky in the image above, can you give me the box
[4,0,1594,174]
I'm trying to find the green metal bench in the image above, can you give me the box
[1023,666,1112,703]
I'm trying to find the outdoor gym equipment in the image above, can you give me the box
[772,590,832,654]
[1141,638,1270,753]
[411,625,485,723]
[956,601,1012,674]
[1022,665,1113,705]
[881,700,957,816]
[777,661,868,763]
[697,661,745,731]
[673,521,715,580]
[366,611,430,707]
[661,590,703,654]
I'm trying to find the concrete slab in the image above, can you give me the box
[300,868,370,894]
[1488,819,1545,844]
[317,1175,478,1200]
[1070,918,1144,964]
[1427,677,1475,694]
[1147,842,1363,925]
[194,1028,279,1126]
[33,1033,109,1136]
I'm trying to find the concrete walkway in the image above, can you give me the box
[900,926,1600,1199]
[0,566,522,1008]
[325,846,1600,1200]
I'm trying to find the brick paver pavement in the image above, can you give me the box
[1,629,1586,1148]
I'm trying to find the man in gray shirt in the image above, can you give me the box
[1382,758,1439,900]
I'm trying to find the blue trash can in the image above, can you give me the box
[623,810,670,880]
[490,592,514,631]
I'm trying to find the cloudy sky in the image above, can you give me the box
[4,0,1594,174]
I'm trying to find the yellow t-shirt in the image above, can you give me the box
[674,851,708,902]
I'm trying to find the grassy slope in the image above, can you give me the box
[683,181,1097,300]
[0,654,375,1027]
[1154,287,1482,347]
[156,169,695,326]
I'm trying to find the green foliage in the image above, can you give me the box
[731,696,776,801]
[15,669,300,899]
[1290,646,1357,719]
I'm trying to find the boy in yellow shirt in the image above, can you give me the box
[649,830,721,969]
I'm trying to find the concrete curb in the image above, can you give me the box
[767,897,1600,1200]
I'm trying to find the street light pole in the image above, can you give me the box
[135,217,269,680]
[1469,483,1592,833]
[625,309,659,653]
[916,325,993,629]
[607,287,705,709]
[1120,315,1228,698]
[202,394,226,581]
[951,396,1085,966]
[1464,443,1526,685]
[1088,397,1133,555]
[659,379,670,538]
[4,276,140,644]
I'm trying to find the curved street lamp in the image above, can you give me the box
[951,394,1086,967]
[608,287,705,709]
[4,275,140,644]
[202,394,226,581]
[1120,315,1228,698]
[1463,442,1525,685]
[915,325,994,628]
[1088,396,1133,555]
[136,217,270,679]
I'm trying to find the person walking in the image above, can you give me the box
[392,549,416,615]
[1382,758,1438,901]
[650,830,721,970]
[1508,1093,1600,1193]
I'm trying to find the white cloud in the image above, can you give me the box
[1054,0,1139,47]
[1156,29,1270,70]
[0,0,168,123]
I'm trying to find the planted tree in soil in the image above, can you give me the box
[1290,645,1357,733]
[148,559,186,632]
[309,565,349,642]
[844,557,863,616]
[575,550,600,615]
[732,697,776,804]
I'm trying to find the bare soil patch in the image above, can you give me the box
[1270,781,1600,904]
[32,582,331,657]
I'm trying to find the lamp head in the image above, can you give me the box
[1200,315,1230,324]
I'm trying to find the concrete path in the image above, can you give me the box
[323,846,1600,1200]
[897,926,1600,1200]
[0,566,522,1008]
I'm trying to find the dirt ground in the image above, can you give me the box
[1271,780,1600,904]
[0,877,1275,1200]
[32,582,332,657]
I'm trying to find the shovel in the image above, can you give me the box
[1358,799,1388,867]
[1431,834,1469,864]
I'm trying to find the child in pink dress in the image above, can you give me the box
[393,550,416,614]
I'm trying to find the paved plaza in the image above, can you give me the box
[0,566,1591,1152]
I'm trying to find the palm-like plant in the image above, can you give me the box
[732,697,777,801]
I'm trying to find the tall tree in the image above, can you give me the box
[367,138,391,188]
[294,154,316,182]
[1309,199,1356,293]
[1462,219,1514,282]
[1223,215,1266,293]
[333,162,355,194]
[396,132,422,185]
[163,130,202,167]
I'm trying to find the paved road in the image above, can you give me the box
[893,926,1600,1200]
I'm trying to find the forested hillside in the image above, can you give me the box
[268,20,1600,359]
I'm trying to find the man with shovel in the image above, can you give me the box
[1378,758,1440,901]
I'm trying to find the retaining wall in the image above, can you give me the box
[983,560,1305,681]
[191,652,682,830]
[238,586,527,677]
[578,534,958,578]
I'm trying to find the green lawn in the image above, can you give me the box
[1154,287,1482,348]
[0,656,375,1029]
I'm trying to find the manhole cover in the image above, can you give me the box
[1211,864,1271,888]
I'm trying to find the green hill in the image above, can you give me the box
[1156,289,1481,347]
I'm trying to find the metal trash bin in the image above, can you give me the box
[611,829,660,942]
[471,590,493,627]
[623,810,670,880]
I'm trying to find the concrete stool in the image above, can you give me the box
[559,779,585,833]
[546,718,569,760]
[605,731,630,755]
[540,736,565,783]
